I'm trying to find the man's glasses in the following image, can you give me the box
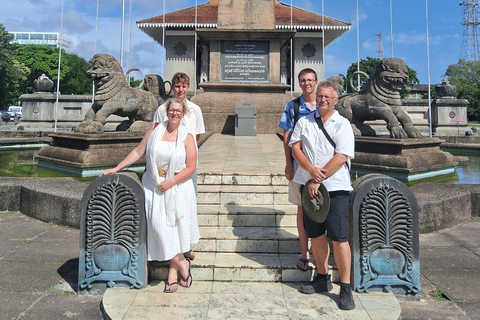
[300,79,316,84]
[316,95,336,102]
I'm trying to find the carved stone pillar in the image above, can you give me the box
[351,174,420,298]
[78,172,147,294]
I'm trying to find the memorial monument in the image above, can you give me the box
[137,0,352,134]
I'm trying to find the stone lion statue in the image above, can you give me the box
[335,58,422,139]
[144,74,172,105]
[75,54,159,133]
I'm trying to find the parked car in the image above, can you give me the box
[1,110,11,122]
[8,106,22,120]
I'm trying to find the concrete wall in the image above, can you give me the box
[0,176,478,233]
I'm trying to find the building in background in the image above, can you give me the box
[9,32,72,51]
[137,0,351,94]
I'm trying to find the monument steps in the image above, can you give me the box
[149,172,340,283]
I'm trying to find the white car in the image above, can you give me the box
[7,106,22,120]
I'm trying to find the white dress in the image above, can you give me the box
[142,139,200,262]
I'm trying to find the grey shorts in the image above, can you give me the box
[288,180,302,206]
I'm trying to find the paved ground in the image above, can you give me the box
[1,210,479,320]
[1,133,480,319]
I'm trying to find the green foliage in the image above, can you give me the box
[0,24,25,109]
[445,59,480,122]
[60,52,92,95]
[13,44,92,96]
[128,77,143,88]
[15,45,69,94]
[344,57,420,97]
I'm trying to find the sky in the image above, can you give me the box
[0,0,466,85]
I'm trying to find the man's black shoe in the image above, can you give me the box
[299,274,333,294]
[339,284,355,310]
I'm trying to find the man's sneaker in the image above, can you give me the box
[339,284,356,310]
[299,274,333,294]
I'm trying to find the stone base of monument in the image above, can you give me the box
[36,132,145,177]
[192,83,293,134]
[351,136,457,182]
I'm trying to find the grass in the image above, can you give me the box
[430,285,452,302]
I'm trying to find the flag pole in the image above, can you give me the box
[54,0,65,132]
[426,0,432,137]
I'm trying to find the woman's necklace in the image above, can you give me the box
[167,128,177,139]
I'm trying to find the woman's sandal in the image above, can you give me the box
[296,257,309,272]
[179,258,193,288]
[163,281,178,293]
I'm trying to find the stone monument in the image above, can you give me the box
[19,74,92,132]
[351,174,420,298]
[136,0,352,134]
[78,172,147,294]
[334,58,457,181]
[75,54,158,134]
[432,79,469,136]
[191,0,294,134]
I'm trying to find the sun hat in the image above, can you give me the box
[301,179,330,223]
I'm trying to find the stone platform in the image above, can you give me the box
[102,134,401,319]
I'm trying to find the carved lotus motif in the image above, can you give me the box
[174,42,187,56]
[302,43,316,58]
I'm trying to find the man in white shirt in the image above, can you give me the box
[153,72,205,142]
[153,72,205,261]
[289,80,356,310]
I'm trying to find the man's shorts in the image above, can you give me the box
[302,189,351,242]
[288,180,302,206]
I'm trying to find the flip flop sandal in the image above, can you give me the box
[179,258,193,288]
[164,282,178,293]
[297,257,309,272]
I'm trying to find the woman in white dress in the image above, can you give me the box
[101,98,199,293]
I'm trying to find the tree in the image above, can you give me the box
[60,52,92,95]
[343,57,419,97]
[0,24,26,109]
[445,59,480,121]
[15,45,69,94]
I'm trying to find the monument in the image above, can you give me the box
[351,174,420,298]
[333,58,457,181]
[18,74,92,132]
[36,55,167,176]
[137,0,352,134]
[78,173,147,294]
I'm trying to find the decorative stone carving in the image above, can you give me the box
[351,174,420,298]
[435,79,456,98]
[75,53,159,134]
[78,173,147,294]
[33,74,54,93]
[173,42,187,56]
[301,43,316,58]
[336,58,422,138]
[144,74,172,105]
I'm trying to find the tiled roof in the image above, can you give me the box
[137,0,351,30]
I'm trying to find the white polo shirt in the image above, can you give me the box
[289,110,355,192]
[153,100,205,137]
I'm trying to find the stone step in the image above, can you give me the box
[198,173,288,186]
[192,226,303,254]
[197,204,298,228]
[148,252,340,283]
[197,184,289,206]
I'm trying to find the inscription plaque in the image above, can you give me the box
[220,40,269,82]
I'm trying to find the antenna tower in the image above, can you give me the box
[375,32,384,59]
[460,0,480,61]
